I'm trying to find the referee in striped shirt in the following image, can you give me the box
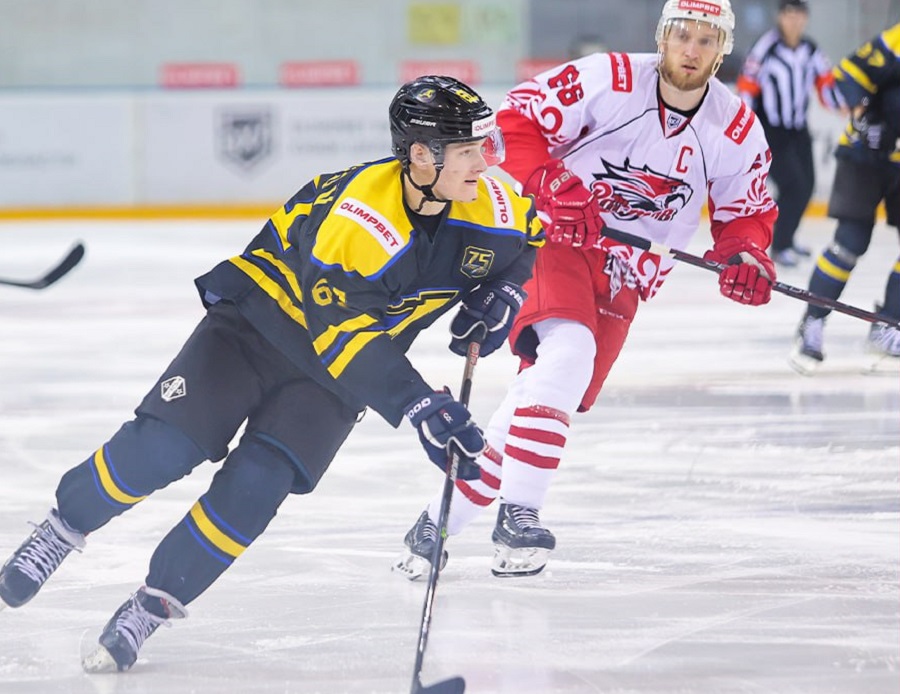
[737,0,846,267]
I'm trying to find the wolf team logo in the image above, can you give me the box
[460,246,494,279]
[590,158,694,222]
[160,376,187,402]
[219,110,273,172]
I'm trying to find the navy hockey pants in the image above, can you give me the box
[805,158,900,320]
[55,303,359,604]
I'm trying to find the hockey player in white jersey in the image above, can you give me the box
[394,0,779,579]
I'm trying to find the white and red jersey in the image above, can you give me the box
[498,52,777,299]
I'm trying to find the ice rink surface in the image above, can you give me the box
[0,217,897,694]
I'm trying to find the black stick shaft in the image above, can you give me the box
[599,227,899,328]
[410,327,485,694]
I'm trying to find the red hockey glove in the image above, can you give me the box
[703,236,776,306]
[523,159,604,248]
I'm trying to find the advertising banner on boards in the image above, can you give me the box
[0,89,843,210]
[0,95,133,207]
[139,89,399,205]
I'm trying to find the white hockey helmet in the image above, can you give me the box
[655,0,735,55]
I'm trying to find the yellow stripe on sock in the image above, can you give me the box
[93,449,147,505]
[189,502,246,558]
[817,255,852,282]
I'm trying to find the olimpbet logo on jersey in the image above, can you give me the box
[336,199,405,255]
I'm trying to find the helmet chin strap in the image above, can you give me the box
[405,164,451,212]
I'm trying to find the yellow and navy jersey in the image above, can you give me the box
[833,23,900,165]
[196,157,543,426]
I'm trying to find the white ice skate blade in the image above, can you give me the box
[787,349,822,376]
[862,353,900,375]
[491,545,551,578]
[81,644,121,674]
[80,629,123,674]
[391,551,430,581]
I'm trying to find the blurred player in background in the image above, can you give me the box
[790,22,900,373]
[0,76,542,671]
[737,0,846,267]
[394,0,779,580]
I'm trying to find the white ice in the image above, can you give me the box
[0,218,897,694]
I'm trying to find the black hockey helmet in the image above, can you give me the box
[389,75,504,169]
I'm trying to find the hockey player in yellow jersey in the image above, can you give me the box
[0,75,543,672]
[789,23,900,372]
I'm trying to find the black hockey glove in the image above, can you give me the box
[449,280,526,358]
[405,391,484,481]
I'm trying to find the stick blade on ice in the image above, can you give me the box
[415,675,466,694]
[0,241,85,289]
[39,242,86,288]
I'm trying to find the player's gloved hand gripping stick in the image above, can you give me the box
[406,392,484,481]
[596,226,900,329]
[449,279,526,358]
[408,324,487,694]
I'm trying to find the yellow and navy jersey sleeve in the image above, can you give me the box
[196,159,540,426]
[297,168,542,423]
[833,23,900,106]
[831,24,900,164]
[218,179,321,315]
[297,161,435,423]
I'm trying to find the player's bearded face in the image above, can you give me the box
[659,20,723,91]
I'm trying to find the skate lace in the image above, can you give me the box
[13,522,76,584]
[801,317,824,352]
[115,597,169,656]
[416,517,438,545]
[870,323,900,356]
[509,505,542,530]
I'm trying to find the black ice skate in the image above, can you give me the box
[788,314,825,375]
[0,508,85,609]
[82,586,187,673]
[391,510,448,581]
[491,502,556,577]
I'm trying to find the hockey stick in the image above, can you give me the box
[598,227,900,328]
[0,242,85,290]
[410,324,487,694]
